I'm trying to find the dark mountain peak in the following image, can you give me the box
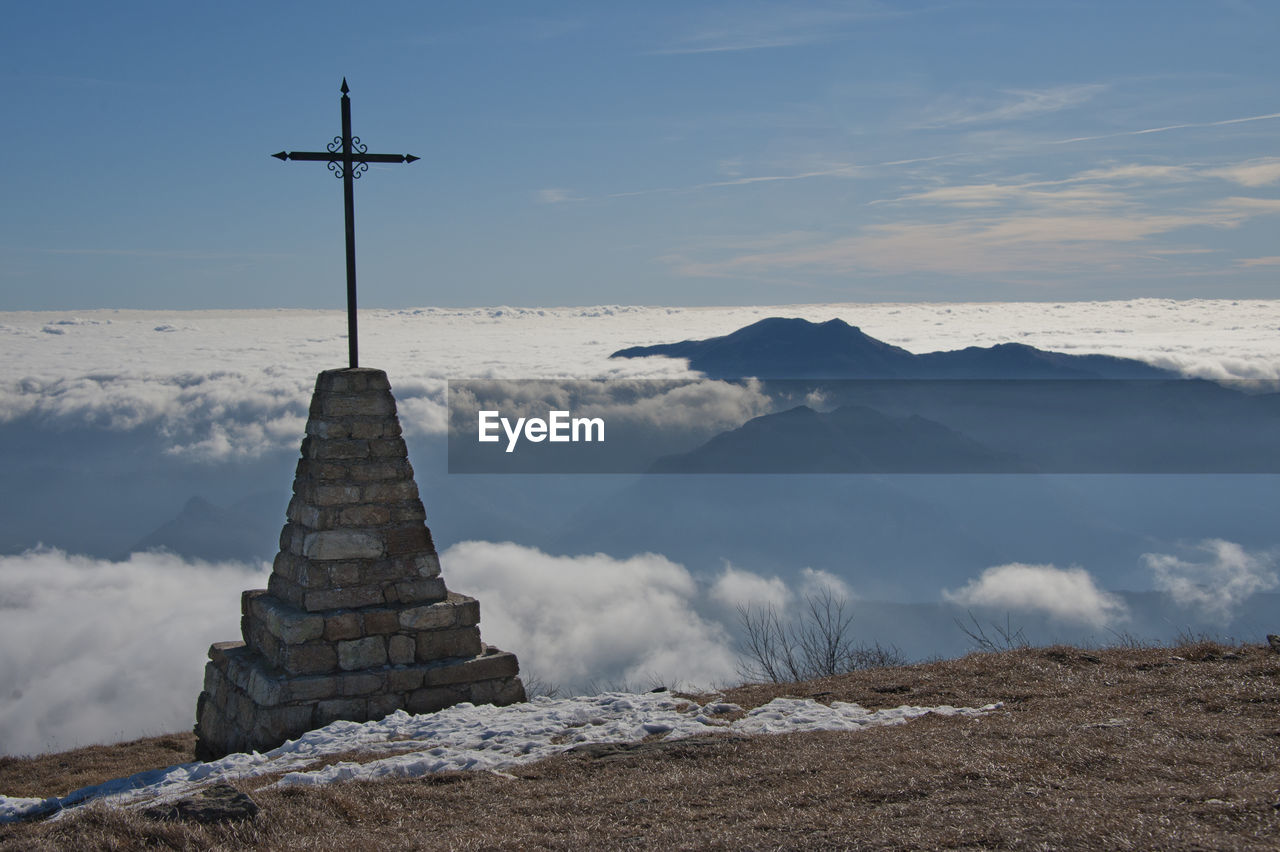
[700,316,885,346]
[745,316,859,334]
[612,317,1175,380]
[130,495,278,562]
[179,496,218,517]
[611,316,917,379]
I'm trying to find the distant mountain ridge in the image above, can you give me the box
[611,317,1175,379]
[650,404,1029,473]
[611,317,1280,476]
[129,493,282,562]
[645,378,1280,475]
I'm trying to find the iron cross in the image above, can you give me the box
[273,79,418,368]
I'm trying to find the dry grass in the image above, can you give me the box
[0,733,196,800]
[3,641,1278,850]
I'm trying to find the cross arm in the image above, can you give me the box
[272,151,420,164]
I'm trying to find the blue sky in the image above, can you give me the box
[3,0,1278,309]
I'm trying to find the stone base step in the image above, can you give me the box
[195,641,525,759]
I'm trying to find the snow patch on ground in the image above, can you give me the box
[0,692,1001,823]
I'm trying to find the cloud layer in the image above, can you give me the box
[0,544,760,753]
[0,548,267,756]
[0,542,882,754]
[942,563,1128,628]
[1144,539,1278,620]
[443,541,739,691]
[4,300,1280,463]
[709,563,792,610]
[3,539,1276,754]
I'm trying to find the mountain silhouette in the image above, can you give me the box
[651,404,1029,473]
[611,317,1175,379]
[129,493,282,561]
[643,379,1280,475]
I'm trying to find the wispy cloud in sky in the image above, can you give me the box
[1053,111,1280,145]
[653,1,905,54]
[920,84,1108,128]
[1235,255,1280,267]
[875,159,1246,210]
[669,147,1280,286]
[669,202,1273,282]
[884,180,1120,210]
[601,109,1279,210]
[1072,164,1198,183]
[1204,157,1280,186]
[607,164,859,199]
[34,248,291,261]
[537,188,584,204]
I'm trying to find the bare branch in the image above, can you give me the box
[735,585,904,683]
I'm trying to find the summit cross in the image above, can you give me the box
[273,79,419,368]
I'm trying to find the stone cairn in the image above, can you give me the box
[195,368,524,759]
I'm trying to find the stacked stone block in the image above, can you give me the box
[194,368,525,759]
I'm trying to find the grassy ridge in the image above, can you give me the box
[2,640,1278,850]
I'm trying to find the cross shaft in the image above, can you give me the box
[272,79,418,368]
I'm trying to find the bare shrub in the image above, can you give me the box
[1105,628,1157,650]
[736,585,904,683]
[520,672,563,700]
[954,610,1029,652]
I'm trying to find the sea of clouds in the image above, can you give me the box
[5,299,1280,460]
[2,300,1279,754]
